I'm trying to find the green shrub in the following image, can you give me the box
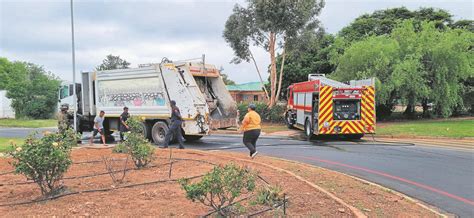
[238,102,286,123]
[121,132,155,168]
[252,185,285,207]
[126,116,145,134]
[112,143,129,153]
[8,129,78,195]
[119,116,155,168]
[179,163,256,216]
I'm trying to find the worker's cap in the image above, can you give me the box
[248,104,256,110]
[170,100,176,106]
[60,103,69,110]
[123,107,129,110]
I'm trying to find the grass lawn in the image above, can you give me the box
[376,119,474,138]
[0,137,23,153]
[262,123,289,133]
[0,119,56,128]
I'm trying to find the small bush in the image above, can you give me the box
[238,102,286,123]
[9,129,78,195]
[112,143,129,153]
[252,185,285,207]
[119,116,155,168]
[179,163,256,216]
[126,116,145,134]
[121,132,155,168]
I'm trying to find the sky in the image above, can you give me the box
[0,0,472,84]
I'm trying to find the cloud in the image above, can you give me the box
[1,0,472,84]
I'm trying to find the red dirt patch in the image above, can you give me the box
[0,148,440,217]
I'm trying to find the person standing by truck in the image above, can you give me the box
[162,100,185,149]
[89,111,106,146]
[240,104,261,158]
[119,107,130,142]
[57,103,72,134]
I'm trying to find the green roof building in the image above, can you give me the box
[227,82,267,103]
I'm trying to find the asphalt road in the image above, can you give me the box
[1,127,473,217]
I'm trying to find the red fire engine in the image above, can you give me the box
[285,74,375,139]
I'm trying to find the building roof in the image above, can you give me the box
[227,82,266,92]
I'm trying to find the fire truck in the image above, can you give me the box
[285,74,375,139]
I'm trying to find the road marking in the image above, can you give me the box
[294,155,474,207]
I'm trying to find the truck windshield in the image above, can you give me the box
[333,99,360,120]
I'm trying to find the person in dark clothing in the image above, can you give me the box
[119,107,130,142]
[162,100,185,149]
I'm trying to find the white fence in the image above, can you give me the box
[0,90,15,118]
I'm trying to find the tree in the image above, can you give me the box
[275,29,335,100]
[450,20,474,32]
[223,0,324,107]
[330,7,457,68]
[0,58,61,119]
[332,20,473,118]
[96,54,130,71]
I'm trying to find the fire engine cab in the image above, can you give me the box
[285,74,376,139]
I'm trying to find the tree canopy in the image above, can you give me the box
[96,54,130,71]
[0,58,61,119]
[331,20,473,118]
[223,0,324,107]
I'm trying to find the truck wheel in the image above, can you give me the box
[137,122,151,140]
[285,112,295,129]
[184,135,203,142]
[304,119,313,140]
[152,121,168,145]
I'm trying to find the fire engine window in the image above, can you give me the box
[333,99,361,120]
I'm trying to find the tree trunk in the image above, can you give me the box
[275,38,286,103]
[249,50,269,100]
[269,32,277,107]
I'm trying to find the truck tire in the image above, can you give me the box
[152,121,168,145]
[137,122,151,140]
[304,119,313,140]
[285,112,295,129]
[184,135,203,142]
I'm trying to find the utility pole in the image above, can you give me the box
[70,0,77,131]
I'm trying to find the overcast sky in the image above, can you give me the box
[0,0,472,84]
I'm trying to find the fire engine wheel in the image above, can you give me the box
[285,113,295,129]
[304,119,313,139]
[152,121,169,145]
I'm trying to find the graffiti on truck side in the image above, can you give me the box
[97,78,167,107]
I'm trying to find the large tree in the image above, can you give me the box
[0,58,61,119]
[223,0,324,107]
[332,20,473,118]
[275,29,335,99]
[96,54,130,71]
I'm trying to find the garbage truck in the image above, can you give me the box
[60,59,238,144]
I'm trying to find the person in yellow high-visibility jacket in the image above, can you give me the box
[240,104,261,158]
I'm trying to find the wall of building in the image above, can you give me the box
[0,90,15,118]
[229,91,267,104]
